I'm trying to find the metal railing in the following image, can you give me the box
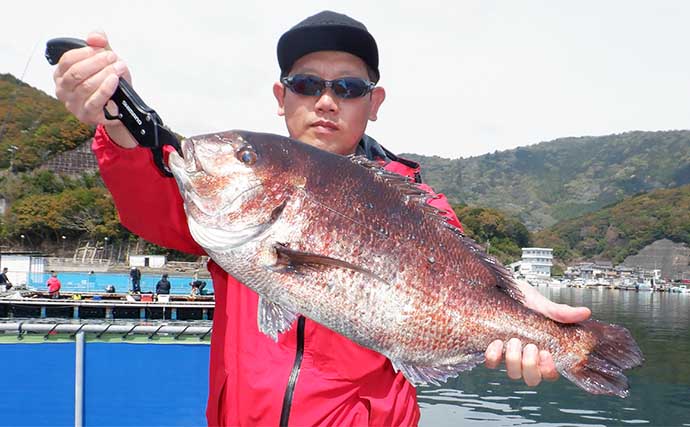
[0,321,212,340]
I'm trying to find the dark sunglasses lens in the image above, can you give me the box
[290,75,323,96]
[334,78,370,98]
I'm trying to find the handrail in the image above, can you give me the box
[0,321,212,340]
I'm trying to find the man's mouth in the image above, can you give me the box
[311,120,339,131]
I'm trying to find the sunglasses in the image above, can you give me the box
[281,74,376,99]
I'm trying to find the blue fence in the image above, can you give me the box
[1,341,209,426]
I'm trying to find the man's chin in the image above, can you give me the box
[298,133,357,155]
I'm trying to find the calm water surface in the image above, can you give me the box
[418,288,690,427]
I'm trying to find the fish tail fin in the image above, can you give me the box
[561,320,644,398]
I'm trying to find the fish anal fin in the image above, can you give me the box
[257,296,298,341]
[392,353,485,386]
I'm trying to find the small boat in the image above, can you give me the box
[671,285,690,294]
[635,282,653,292]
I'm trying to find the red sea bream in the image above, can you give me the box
[168,130,643,397]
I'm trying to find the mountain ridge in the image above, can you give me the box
[402,129,690,230]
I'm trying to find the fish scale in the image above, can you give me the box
[170,130,643,397]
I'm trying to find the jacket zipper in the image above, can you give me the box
[279,315,305,427]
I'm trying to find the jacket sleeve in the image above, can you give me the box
[92,125,205,255]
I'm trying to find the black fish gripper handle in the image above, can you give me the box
[45,37,88,65]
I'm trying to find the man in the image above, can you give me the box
[53,11,590,425]
[129,266,141,293]
[0,267,12,291]
[156,273,171,295]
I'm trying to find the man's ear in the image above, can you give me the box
[273,82,286,117]
[368,87,386,121]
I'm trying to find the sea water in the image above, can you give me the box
[418,287,690,426]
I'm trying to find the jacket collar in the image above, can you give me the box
[355,134,422,183]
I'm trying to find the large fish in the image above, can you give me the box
[168,130,643,398]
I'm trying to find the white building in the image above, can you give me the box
[0,252,46,288]
[519,247,553,281]
[129,254,166,268]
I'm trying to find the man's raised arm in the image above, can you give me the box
[53,32,203,255]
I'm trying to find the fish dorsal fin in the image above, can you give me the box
[391,352,485,386]
[273,243,390,286]
[257,296,298,341]
[458,237,525,303]
[348,155,429,197]
[347,155,522,303]
[347,155,463,231]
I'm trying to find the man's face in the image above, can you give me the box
[273,51,386,155]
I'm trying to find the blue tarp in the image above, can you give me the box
[1,342,209,426]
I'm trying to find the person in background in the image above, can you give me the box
[0,267,13,291]
[129,266,141,293]
[156,273,171,295]
[47,271,61,299]
[189,278,206,297]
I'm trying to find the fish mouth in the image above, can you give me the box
[168,138,200,175]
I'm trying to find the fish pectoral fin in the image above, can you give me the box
[391,353,485,386]
[272,243,389,284]
[257,296,298,341]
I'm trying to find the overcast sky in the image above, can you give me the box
[2,0,689,159]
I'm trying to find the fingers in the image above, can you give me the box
[504,338,523,380]
[484,340,503,369]
[52,32,131,126]
[521,344,541,386]
[485,338,561,387]
[545,303,591,324]
[83,73,120,119]
[86,31,110,49]
[539,350,559,381]
[518,280,592,324]
[54,45,105,79]
[59,50,117,92]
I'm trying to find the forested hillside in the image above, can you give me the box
[405,130,690,230]
[533,184,690,264]
[0,73,93,171]
[2,72,688,266]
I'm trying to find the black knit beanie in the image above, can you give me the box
[277,10,380,82]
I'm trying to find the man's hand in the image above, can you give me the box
[484,280,591,386]
[52,31,137,148]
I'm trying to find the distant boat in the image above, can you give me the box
[671,284,690,294]
[635,282,653,291]
[548,279,568,288]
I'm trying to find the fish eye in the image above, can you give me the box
[236,146,257,165]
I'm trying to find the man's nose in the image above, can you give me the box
[314,89,339,113]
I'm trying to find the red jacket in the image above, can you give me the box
[93,125,462,426]
[47,276,61,293]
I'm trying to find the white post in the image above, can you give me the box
[74,331,84,427]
